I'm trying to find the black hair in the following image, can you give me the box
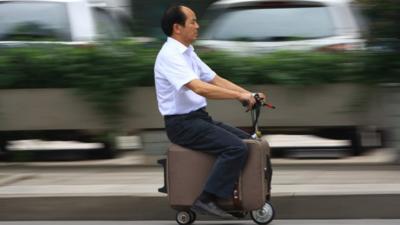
[161,5,187,36]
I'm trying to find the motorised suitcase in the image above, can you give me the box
[158,138,274,225]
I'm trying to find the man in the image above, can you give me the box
[154,5,266,218]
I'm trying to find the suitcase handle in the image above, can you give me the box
[157,158,168,193]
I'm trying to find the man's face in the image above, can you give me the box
[177,7,199,45]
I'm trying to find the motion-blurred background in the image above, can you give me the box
[0,0,399,162]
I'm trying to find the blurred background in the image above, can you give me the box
[0,0,399,162]
[1,0,400,222]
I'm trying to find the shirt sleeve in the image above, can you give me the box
[158,52,198,91]
[193,52,216,82]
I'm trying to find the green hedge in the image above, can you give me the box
[1,42,399,88]
[0,42,399,120]
[0,42,157,89]
[202,50,400,85]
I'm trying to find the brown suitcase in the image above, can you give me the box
[158,139,274,225]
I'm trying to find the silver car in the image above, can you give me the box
[0,0,131,45]
[196,0,365,54]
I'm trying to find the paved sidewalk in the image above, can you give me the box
[0,149,400,220]
[1,164,400,197]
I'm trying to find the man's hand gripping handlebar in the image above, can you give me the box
[241,93,275,110]
[242,93,276,139]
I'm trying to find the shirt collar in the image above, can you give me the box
[167,37,194,54]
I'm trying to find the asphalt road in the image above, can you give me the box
[1,220,400,225]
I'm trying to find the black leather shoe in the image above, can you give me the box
[191,199,234,219]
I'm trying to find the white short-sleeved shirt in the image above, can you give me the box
[154,37,216,116]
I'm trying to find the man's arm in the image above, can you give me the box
[185,79,256,110]
[210,75,267,101]
[210,75,251,95]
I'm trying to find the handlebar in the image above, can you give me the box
[253,93,276,109]
[243,93,276,139]
[242,93,276,110]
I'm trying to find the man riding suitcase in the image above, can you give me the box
[154,5,267,218]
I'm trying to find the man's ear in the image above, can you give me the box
[173,23,182,35]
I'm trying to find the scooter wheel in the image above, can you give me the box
[250,202,275,225]
[189,210,197,223]
[176,210,195,225]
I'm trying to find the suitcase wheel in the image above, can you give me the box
[176,210,196,225]
[250,202,275,225]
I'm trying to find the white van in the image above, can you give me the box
[0,0,131,45]
[196,0,366,54]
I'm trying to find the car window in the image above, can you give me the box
[92,7,127,40]
[0,1,71,41]
[201,6,335,41]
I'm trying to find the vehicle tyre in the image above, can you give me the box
[176,210,195,225]
[0,139,8,160]
[250,202,275,225]
[188,210,196,223]
[350,128,362,156]
[92,140,116,159]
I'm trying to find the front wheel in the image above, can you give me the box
[250,202,275,225]
[176,210,196,225]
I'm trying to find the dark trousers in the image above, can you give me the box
[164,107,250,199]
